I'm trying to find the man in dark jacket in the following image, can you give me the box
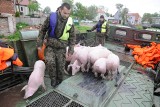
[90,15,109,46]
[37,3,76,87]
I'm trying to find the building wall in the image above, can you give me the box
[16,5,29,16]
[0,0,15,14]
[127,15,141,25]
[0,14,16,36]
[0,17,9,35]
[16,17,46,25]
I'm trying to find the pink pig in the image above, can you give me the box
[105,53,120,80]
[92,58,109,78]
[69,45,104,73]
[87,47,112,71]
[72,46,92,72]
[21,60,46,99]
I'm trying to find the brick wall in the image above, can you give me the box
[0,0,15,14]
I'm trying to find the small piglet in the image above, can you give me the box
[105,53,120,81]
[92,58,109,78]
[21,60,46,99]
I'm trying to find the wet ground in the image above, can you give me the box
[0,77,52,107]
[0,83,26,107]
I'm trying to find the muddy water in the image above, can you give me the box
[0,83,26,107]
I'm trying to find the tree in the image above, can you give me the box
[43,6,51,14]
[142,12,160,24]
[142,13,152,23]
[115,3,123,23]
[121,8,129,25]
[116,3,123,10]
[62,0,74,8]
[152,12,160,17]
[86,5,98,20]
[28,1,41,14]
[73,2,87,20]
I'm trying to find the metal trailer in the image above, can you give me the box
[0,26,160,107]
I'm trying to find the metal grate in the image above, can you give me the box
[67,101,84,107]
[120,60,131,68]
[27,91,70,107]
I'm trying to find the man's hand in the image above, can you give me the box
[43,39,47,45]
[37,47,42,51]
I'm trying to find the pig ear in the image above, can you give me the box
[75,43,81,47]
[67,64,72,71]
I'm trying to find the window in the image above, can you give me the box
[115,30,126,36]
[138,34,152,40]
[156,34,160,41]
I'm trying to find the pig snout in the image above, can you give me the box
[72,65,80,75]
[68,60,81,76]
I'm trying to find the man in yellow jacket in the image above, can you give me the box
[89,15,109,46]
[37,3,76,88]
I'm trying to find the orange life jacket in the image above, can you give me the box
[127,42,160,69]
[0,47,23,71]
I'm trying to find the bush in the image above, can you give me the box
[16,22,29,30]
[0,35,5,39]
[135,25,143,30]
[7,31,20,41]
[15,12,20,17]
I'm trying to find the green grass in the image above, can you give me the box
[75,25,91,33]
[135,25,143,30]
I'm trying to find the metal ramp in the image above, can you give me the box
[105,69,154,107]
[25,62,131,107]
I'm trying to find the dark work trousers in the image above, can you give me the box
[45,46,66,82]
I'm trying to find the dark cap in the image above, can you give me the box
[100,15,104,18]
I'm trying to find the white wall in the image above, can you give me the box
[16,5,29,15]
